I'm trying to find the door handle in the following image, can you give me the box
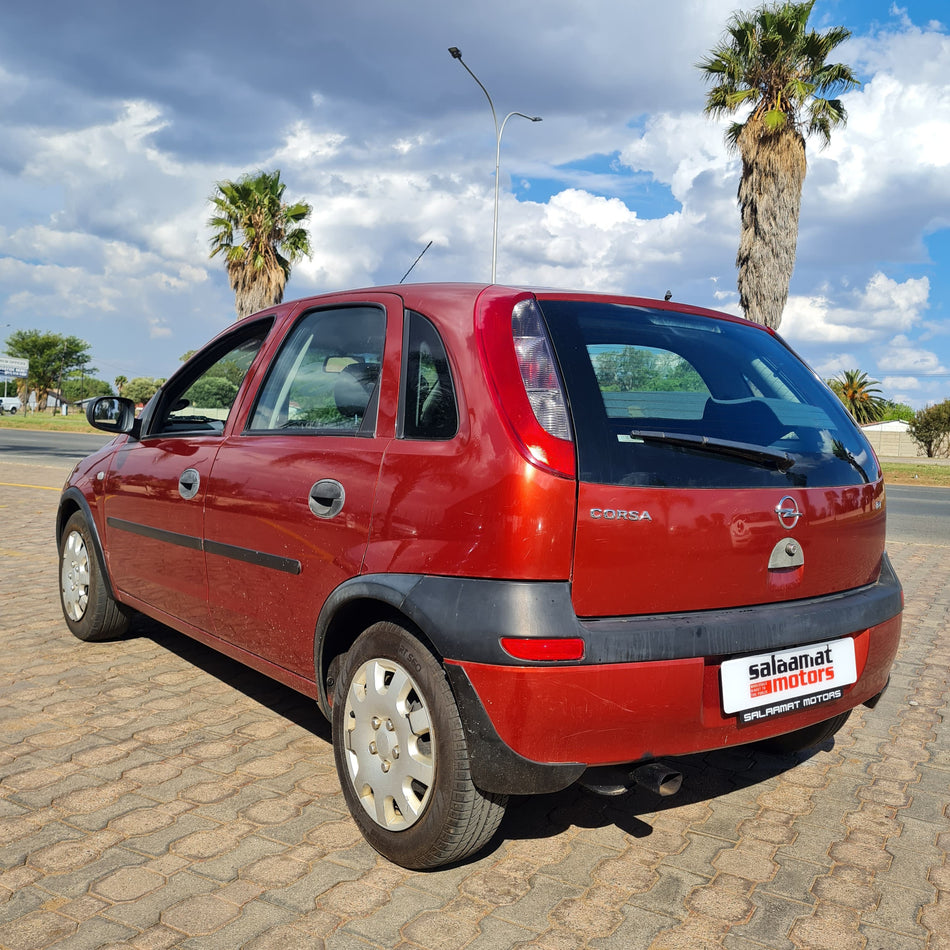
[178,468,200,500]
[309,479,345,519]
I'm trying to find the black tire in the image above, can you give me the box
[59,511,130,641]
[332,621,507,869]
[752,710,851,755]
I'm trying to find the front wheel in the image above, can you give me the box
[332,622,507,869]
[59,511,130,641]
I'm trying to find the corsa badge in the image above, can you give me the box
[589,508,652,522]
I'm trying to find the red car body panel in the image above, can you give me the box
[103,436,218,629]
[203,433,387,678]
[571,482,887,617]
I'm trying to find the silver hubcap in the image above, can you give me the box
[61,530,90,622]
[343,657,434,830]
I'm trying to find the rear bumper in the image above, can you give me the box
[435,558,902,795]
[449,612,900,782]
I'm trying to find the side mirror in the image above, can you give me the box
[86,396,138,434]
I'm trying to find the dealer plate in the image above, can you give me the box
[721,637,858,722]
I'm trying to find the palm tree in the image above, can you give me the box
[698,1,859,329]
[208,170,313,319]
[114,375,127,395]
[828,370,886,424]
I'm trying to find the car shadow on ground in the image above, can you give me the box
[496,741,823,848]
[128,614,827,860]
[129,613,332,744]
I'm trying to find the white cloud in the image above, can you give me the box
[882,374,921,390]
[272,122,347,164]
[876,334,947,373]
[782,272,930,343]
[812,353,862,377]
[27,101,171,182]
[620,112,735,207]
[794,17,950,280]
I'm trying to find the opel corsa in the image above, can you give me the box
[58,284,903,869]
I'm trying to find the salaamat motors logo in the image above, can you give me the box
[721,636,859,722]
[748,645,834,700]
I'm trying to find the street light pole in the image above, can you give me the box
[449,47,541,283]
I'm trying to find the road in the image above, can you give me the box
[886,483,950,544]
[0,428,112,466]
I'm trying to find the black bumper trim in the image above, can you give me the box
[390,553,902,667]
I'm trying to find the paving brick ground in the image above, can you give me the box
[0,460,947,949]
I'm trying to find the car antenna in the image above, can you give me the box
[399,240,433,284]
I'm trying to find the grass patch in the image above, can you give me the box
[882,462,950,487]
[0,411,97,434]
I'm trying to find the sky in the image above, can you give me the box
[1,0,948,408]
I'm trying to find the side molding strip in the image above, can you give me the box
[107,517,302,575]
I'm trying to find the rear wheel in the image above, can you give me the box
[332,621,507,869]
[59,511,130,641]
[753,710,851,755]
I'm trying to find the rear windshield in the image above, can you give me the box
[536,300,879,489]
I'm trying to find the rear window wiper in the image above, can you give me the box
[628,429,795,472]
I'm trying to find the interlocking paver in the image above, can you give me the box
[1,459,948,948]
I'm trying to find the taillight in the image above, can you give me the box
[512,300,573,441]
[477,292,575,478]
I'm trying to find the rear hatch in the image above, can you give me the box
[535,296,886,618]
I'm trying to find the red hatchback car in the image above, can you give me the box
[59,283,902,868]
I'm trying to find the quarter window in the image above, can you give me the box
[401,312,458,440]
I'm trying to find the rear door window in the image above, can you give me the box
[247,306,385,436]
[537,300,878,489]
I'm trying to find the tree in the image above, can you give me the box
[61,377,113,403]
[698,1,859,329]
[594,347,704,392]
[4,330,93,410]
[908,400,950,458]
[185,376,238,410]
[208,170,313,320]
[879,400,915,423]
[827,370,886,424]
[114,375,127,395]
[123,377,165,406]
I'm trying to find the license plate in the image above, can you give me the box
[721,637,858,723]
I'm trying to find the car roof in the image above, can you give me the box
[248,283,757,333]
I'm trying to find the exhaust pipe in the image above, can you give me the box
[631,762,683,797]
[579,761,683,797]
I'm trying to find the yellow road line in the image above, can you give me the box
[0,482,61,491]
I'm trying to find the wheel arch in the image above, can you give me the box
[313,573,587,795]
[313,574,441,719]
[57,488,122,605]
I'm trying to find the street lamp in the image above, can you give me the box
[449,47,541,283]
